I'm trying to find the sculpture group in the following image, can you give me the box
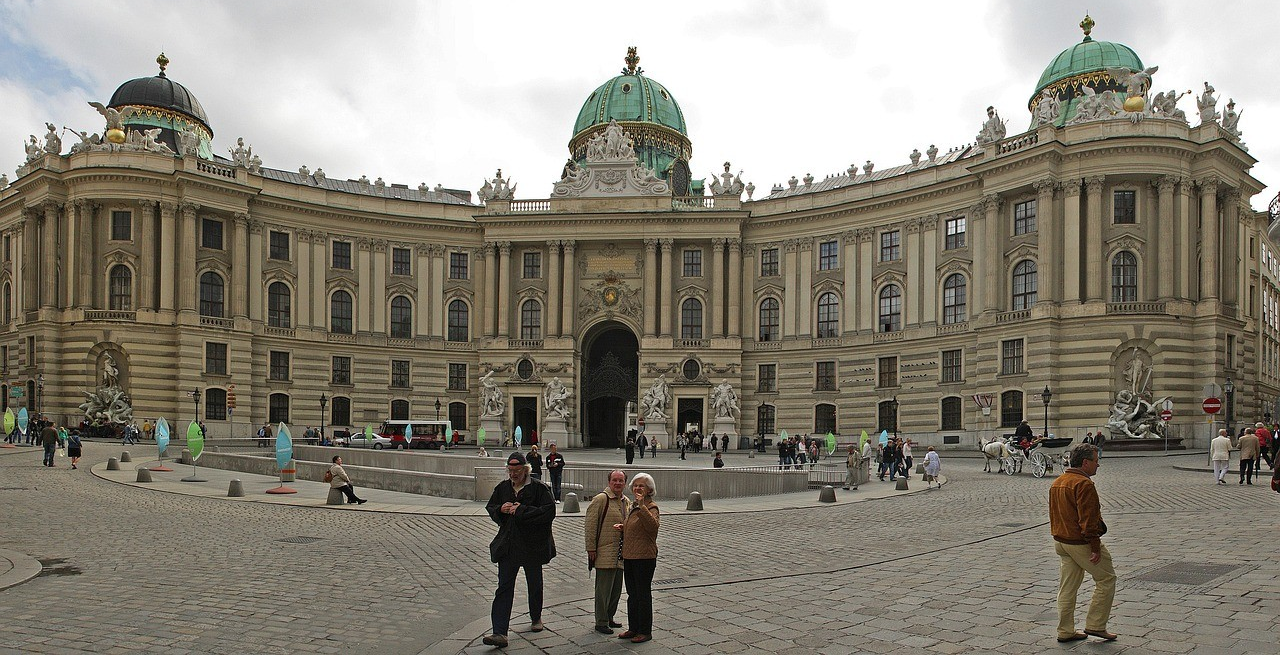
[78,354,134,426]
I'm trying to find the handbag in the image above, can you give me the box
[323,470,334,483]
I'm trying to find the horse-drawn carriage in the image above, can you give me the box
[981,435,1074,478]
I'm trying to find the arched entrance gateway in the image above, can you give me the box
[579,321,639,447]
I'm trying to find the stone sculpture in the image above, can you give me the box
[709,161,745,196]
[544,377,571,419]
[229,137,251,167]
[1106,348,1168,439]
[745,181,755,200]
[640,375,670,421]
[1106,65,1158,108]
[478,169,516,202]
[313,168,326,184]
[1221,99,1243,139]
[68,128,101,154]
[374,177,386,188]
[176,124,201,156]
[1196,82,1219,125]
[42,123,61,155]
[79,353,134,426]
[0,174,8,188]
[139,128,174,155]
[23,135,42,163]
[909,149,921,165]
[710,380,739,419]
[926,144,938,163]
[1033,89,1063,126]
[480,370,506,417]
[299,165,310,176]
[87,102,135,133]
[863,161,874,175]
[976,106,1007,145]
[1069,87,1121,124]
[1152,89,1189,122]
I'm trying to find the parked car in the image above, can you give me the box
[342,432,393,449]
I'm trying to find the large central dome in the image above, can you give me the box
[568,48,693,192]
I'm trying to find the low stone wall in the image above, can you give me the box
[196,451,475,500]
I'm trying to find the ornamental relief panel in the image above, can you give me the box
[936,257,973,281]
[578,243,643,278]
[576,276,642,322]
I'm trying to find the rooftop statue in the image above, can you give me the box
[299,165,310,176]
[139,128,174,155]
[42,123,61,155]
[1151,89,1189,123]
[229,137,252,167]
[478,169,516,202]
[248,153,262,174]
[976,106,1007,145]
[909,149,921,165]
[1221,99,1243,139]
[926,144,938,163]
[1106,65,1158,106]
[1033,89,1062,127]
[87,101,136,133]
[176,123,201,156]
[0,174,8,188]
[1068,87,1121,124]
[1196,82,1219,125]
[23,135,42,163]
[313,168,326,184]
[68,128,102,154]
[708,161,745,196]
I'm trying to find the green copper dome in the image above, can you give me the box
[572,74,686,137]
[1028,16,1145,127]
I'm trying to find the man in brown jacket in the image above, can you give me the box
[1238,428,1261,485]
[1049,444,1116,643]
[585,470,628,634]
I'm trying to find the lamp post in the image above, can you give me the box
[319,393,328,444]
[1040,385,1053,439]
[889,396,899,437]
[435,397,442,421]
[35,373,43,421]
[190,388,202,423]
[1224,377,1234,438]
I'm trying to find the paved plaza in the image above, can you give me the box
[0,442,1277,654]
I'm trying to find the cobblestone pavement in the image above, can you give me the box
[1,443,1277,654]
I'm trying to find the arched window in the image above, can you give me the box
[520,299,541,340]
[199,271,224,317]
[878,285,902,332]
[390,399,410,420]
[330,397,351,427]
[390,295,412,338]
[2,282,9,323]
[942,274,967,324]
[1111,251,1137,302]
[1000,390,1024,428]
[814,403,836,435]
[447,299,469,342]
[758,298,780,341]
[205,388,227,420]
[268,392,290,425]
[1011,261,1037,310]
[109,265,132,311]
[681,298,703,340]
[330,290,353,334]
[816,293,840,338]
[877,400,898,433]
[940,396,963,430]
[757,404,776,435]
[448,401,468,430]
[267,282,291,328]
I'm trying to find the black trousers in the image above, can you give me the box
[549,471,562,500]
[1240,457,1256,483]
[337,484,362,503]
[623,558,656,635]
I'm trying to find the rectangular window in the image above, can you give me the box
[1,345,8,374]
[448,363,467,391]
[205,388,227,421]
[269,350,290,381]
[205,342,227,376]
[880,231,900,262]
[1001,339,1025,375]
[331,356,352,385]
[940,397,963,430]
[269,230,290,261]
[522,252,541,279]
[1113,190,1136,224]
[818,240,839,270]
[683,249,702,277]
[941,349,963,383]
[3,234,10,261]
[391,359,410,388]
[815,361,836,391]
[332,241,352,270]
[1226,334,1235,370]
[760,247,779,276]
[1013,200,1037,235]
[449,252,469,279]
[201,218,223,249]
[111,210,132,241]
[945,216,966,249]
[758,364,777,393]
[878,356,898,388]
[392,247,412,276]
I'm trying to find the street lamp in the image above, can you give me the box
[1040,385,1053,439]
[319,393,328,444]
[1224,377,1235,437]
[435,397,442,421]
[889,396,900,437]
[35,373,43,421]
[190,388,202,422]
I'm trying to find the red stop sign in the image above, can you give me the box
[1159,409,1173,421]
[1202,398,1222,414]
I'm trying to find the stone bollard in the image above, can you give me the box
[686,491,704,511]
[916,463,925,474]
[895,478,909,491]
[748,449,755,458]
[120,451,132,463]
[818,485,837,503]
[562,492,580,513]
[280,462,296,482]
[106,457,120,471]
[326,488,346,505]
[179,449,193,465]
[227,479,245,497]
[136,467,153,483]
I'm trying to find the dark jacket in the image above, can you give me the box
[486,477,557,565]
[1014,422,1034,438]
[545,452,565,477]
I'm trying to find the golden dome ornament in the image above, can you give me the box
[106,128,126,144]
[1123,96,1145,113]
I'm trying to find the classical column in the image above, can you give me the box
[920,216,938,322]
[66,201,84,308]
[783,239,798,337]
[546,240,562,337]
[158,202,177,312]
[482,243,497,337]
[1176,176,1194,299]
[660,239,674,336]
[1222,189,1242,307]
[857,230,874,330]
[178,203,199,313]
[355,238,372,332]
[797,239,813,336]
[1198,176,1220,300]
[311,232,327,330]
[497,241,512,338]
[842,233,857,331]
[40,201,58,308]
[1060,180,1083,302]
[643,239,658,337]
[1084,176,1105,301]
[248,219,264,321]
[1155,176,1176,300]
[727,238,742,337]
[430,245,445,337]
[560,240,576,336]
[710,238,725,337]
[134,200,156,310]
[415,245,430,337]
[1034,180,1058,304]
[233,213,251,320]
[904,222,921,326]
[372,239,388,333]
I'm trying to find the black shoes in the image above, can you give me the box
[595,625,613,634]
[609,621,623,628]
[356,499,367,504]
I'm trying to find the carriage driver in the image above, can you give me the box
[1014,419,1036,458]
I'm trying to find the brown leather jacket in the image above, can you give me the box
[1049,468,1106,550]
[620,500,660,560]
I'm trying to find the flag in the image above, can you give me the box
[275,422,293,471]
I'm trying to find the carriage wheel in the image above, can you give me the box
[1003,458,1016,475]
[1031,453,1048,478]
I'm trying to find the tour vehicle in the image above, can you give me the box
[375,420,454,450]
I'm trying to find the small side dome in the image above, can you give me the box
[1028,15,1144,126]
[107,54,214,158]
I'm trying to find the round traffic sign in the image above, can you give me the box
[1202,397,1222,414]
[1159,409,1173,421]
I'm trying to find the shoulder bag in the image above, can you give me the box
[588,492,610,571]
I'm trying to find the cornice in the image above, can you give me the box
[251,197,479,235]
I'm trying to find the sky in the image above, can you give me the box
[2,0,1278,210]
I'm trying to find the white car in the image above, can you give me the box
[343,433,394,449]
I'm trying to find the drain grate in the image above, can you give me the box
[653,578,686,586]
[1131,562,1239,586]
[276,536,324,545]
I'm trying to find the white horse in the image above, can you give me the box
[979,436,1010,473]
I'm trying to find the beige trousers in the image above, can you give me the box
[1055,541,1116,638]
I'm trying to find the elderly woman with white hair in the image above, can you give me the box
[613,472,660,643]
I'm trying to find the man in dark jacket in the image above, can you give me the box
[484,452,556,648]
[40,423,59,467]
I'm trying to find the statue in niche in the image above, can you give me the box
[710,380,739,419]
[102,354,120,388]
[1106,348,1169,439]
[544,377,571,420]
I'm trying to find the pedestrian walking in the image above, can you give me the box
[901,439,914,478]
[66,428,82,470]
[483,452,557,648]
[616,472,660,644]
[1210,429,1232,484]
[585,470,628,635]
[327,456,367,504]
[528,444,543,480]
[1238,428,1260,485]
[545,443,565,502]
[843,444,862,490]
[678,433,687,460]
[710,434,718,451]
[649,437,656,458]
[1256,422,1274,469]
[1050,444,1117,643]
[40,422,58,467]
[625,431,636,465]
[637,433,647,459]
[923,446,942,489]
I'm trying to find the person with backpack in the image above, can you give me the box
[65,427,82,469]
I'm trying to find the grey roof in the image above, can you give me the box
[216,156,475,206]
[762,144,979,200]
